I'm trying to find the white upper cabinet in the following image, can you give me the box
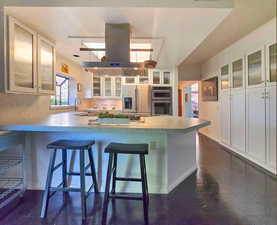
[37,35,55,95]
[6,16,55,95]
[266,42,277,86]
[92,75,101,96]
[8,16,37,93]
[104,76,112,97]
[150,70,172,86]
[114,77,122,97]
[246,48,265,88]
[231,58,244,89]
[220,64,230,91]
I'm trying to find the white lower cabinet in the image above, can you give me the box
[230,90,245,153]
[266,86,276,170]
[246,87,266,163]
[220,93,231,145]
[219,92,231,146]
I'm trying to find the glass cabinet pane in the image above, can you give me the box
[269,43,277,82]
[93,76,101,96]
[153,71,160,84]
[163,72,171,84]
[125,77,136,84]
[139,76,148,84]
[248,50,263,86]
[220,65,229,89]
[115,77,122,96]
[232,59,243,88]
[40,40,54,90]
[105,77,112,96]
[14,24,34,88]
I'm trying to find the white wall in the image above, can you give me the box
[178,63,201,81]
[199,17,276,141]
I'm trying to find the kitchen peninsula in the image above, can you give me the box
[0,112,210,194]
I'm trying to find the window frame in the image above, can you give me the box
[51,74,70,106]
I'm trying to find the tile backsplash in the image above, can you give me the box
[83,98,123,111]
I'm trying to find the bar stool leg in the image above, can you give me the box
[102,153,114,225]
[79,150,87,220]
[62,149,67,188]
[40,149,57,218]
[140,154,149,225]
[88,147,99,193]
[142,155,149,205]
[111,153,117,194]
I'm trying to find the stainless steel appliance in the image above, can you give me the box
[152,87,172,115]
[122,85,151,113]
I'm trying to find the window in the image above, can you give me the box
[50,75,69,105]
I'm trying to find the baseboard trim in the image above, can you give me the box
[200,133,277,178]
[167,165,197,193]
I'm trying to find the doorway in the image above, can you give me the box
[184,83,199,118]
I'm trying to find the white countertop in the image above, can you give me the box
[0,112,210,134]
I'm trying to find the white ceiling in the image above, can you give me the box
[6,7,232,69]
[180,0,277,65]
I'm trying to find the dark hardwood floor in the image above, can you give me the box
[0,134,276,225]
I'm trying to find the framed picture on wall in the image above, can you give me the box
[201,77,218,101]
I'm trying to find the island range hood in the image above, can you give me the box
[82,23,141,68]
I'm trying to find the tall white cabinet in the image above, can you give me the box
[219,42,276,175]
[246,87,266,163]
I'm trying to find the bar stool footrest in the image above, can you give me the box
[109,193,143,200]
[115,177,142,182]
[50,187,81,192]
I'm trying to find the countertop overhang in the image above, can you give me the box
[0,112,210,134]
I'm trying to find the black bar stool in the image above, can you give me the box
[40,139,99,221]
[102,143,149,225]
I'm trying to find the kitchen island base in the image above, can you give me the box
[25,130,197,194]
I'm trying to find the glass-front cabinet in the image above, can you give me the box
[152,71,161,84]
[220,64,230,90]
[8,16,37,93]
[37,35,55,94]
[232,58,244,89]
[267,42,277,85]
[104,77,112,96]
[246,49,265,88]
[163,72,171,85]
[115,77,122,97]
[6,16,55,95]
[92,76,101,96]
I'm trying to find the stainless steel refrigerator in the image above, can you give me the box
[122,85,151,113]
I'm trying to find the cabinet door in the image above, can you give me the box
[266,42,277,86]
[230,90,245,153]
[246,49,265,88]
[37,35,55,95]
[232,58,244,89]
[152,71,161,85]
[220,93,231,145]
[220,64,230,90]
[266,86,276,170]
[104,77,112,96]
[8,16,37,93]
[124,77,136,84]
[246,87,266,163]
[163,72,171,85]
[92,75,101,96]
[114,77,122,97]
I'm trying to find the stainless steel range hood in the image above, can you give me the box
[82,23,141,68]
